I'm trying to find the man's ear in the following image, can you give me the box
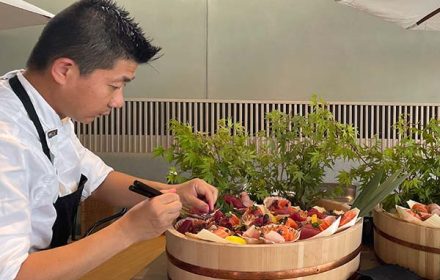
[50,58,77,85]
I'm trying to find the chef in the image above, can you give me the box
[0,0,217,279]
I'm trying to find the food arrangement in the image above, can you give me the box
[394,200,440,228]
[174,193,360,245]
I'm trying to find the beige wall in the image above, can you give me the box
[2,0,440,102]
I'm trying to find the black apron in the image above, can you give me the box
[9,75,87,248]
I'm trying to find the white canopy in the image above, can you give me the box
[0,0,53,30]
[335,0,440,31]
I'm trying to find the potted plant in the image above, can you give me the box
[345,116,440,210]
[344,116,440,280]
[154,97,360,209]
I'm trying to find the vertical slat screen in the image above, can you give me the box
[74,99,440,153]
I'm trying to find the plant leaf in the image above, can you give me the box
[356,170,407,217]
[359,172,407,217]
[351,169,383,210]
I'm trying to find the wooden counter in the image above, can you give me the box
[79,236,166,280]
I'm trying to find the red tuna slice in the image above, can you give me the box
[175,219,193,234]
[223,194,246,209]
[299,224,321,240]
[290,211,308,222]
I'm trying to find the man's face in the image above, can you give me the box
[63,59,138,124]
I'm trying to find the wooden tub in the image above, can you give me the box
[373,208,440,279]
[166,219,362,280]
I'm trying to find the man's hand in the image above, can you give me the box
[175,178,218,213]
[116,191,182,244]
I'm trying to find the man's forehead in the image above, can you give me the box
[110,59,138,80]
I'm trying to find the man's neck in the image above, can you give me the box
[22,69,64,119]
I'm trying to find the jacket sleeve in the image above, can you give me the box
[0,134,32,280]
[67,121,113,200]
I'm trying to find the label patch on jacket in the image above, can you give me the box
[47,129,58,139]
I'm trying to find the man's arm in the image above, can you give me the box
[14,166,217,280]
[15,191,181,280]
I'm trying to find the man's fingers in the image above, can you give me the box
[165,199,183,214]
[189,197,210,213]
[148,193,182,216]
[154,192,179,204]
[194,182,217,211]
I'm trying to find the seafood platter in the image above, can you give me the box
[395,200,440,229]
[373,200,440,280]
[166,193,363,280]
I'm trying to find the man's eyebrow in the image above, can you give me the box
[123,76,135,83]
[113,76,135,83]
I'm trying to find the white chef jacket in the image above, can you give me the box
[0,70,113,280]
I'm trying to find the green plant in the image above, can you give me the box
[345,116,440,211]
[247,97,359,208]
[154,119,257,196]
[155,96,361,209]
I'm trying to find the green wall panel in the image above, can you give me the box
[207,0,440,102]
[1,0,440,102]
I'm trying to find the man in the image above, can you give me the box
[0,0,218,279]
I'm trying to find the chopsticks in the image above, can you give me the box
[128,180,214,220]
[129,180,163,198]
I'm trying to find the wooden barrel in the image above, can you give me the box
[373,208,440,280]
[166,219,362,280]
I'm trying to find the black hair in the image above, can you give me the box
[26,0,161,75]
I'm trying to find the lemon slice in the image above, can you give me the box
[225,236,247,245]
[269,213,277,223]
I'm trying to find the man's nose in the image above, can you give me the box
[109,90,124,109]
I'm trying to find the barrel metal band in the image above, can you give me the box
[166,245,361,280]
[373,224,440,254]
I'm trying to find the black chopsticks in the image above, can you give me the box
[129,180,162,198]
[129,180,214,219]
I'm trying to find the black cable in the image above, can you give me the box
[82,208,128,237]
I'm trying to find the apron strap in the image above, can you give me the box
[8,74,86,247]
[8,75,51,161]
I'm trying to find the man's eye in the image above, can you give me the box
[110,83,127,90]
